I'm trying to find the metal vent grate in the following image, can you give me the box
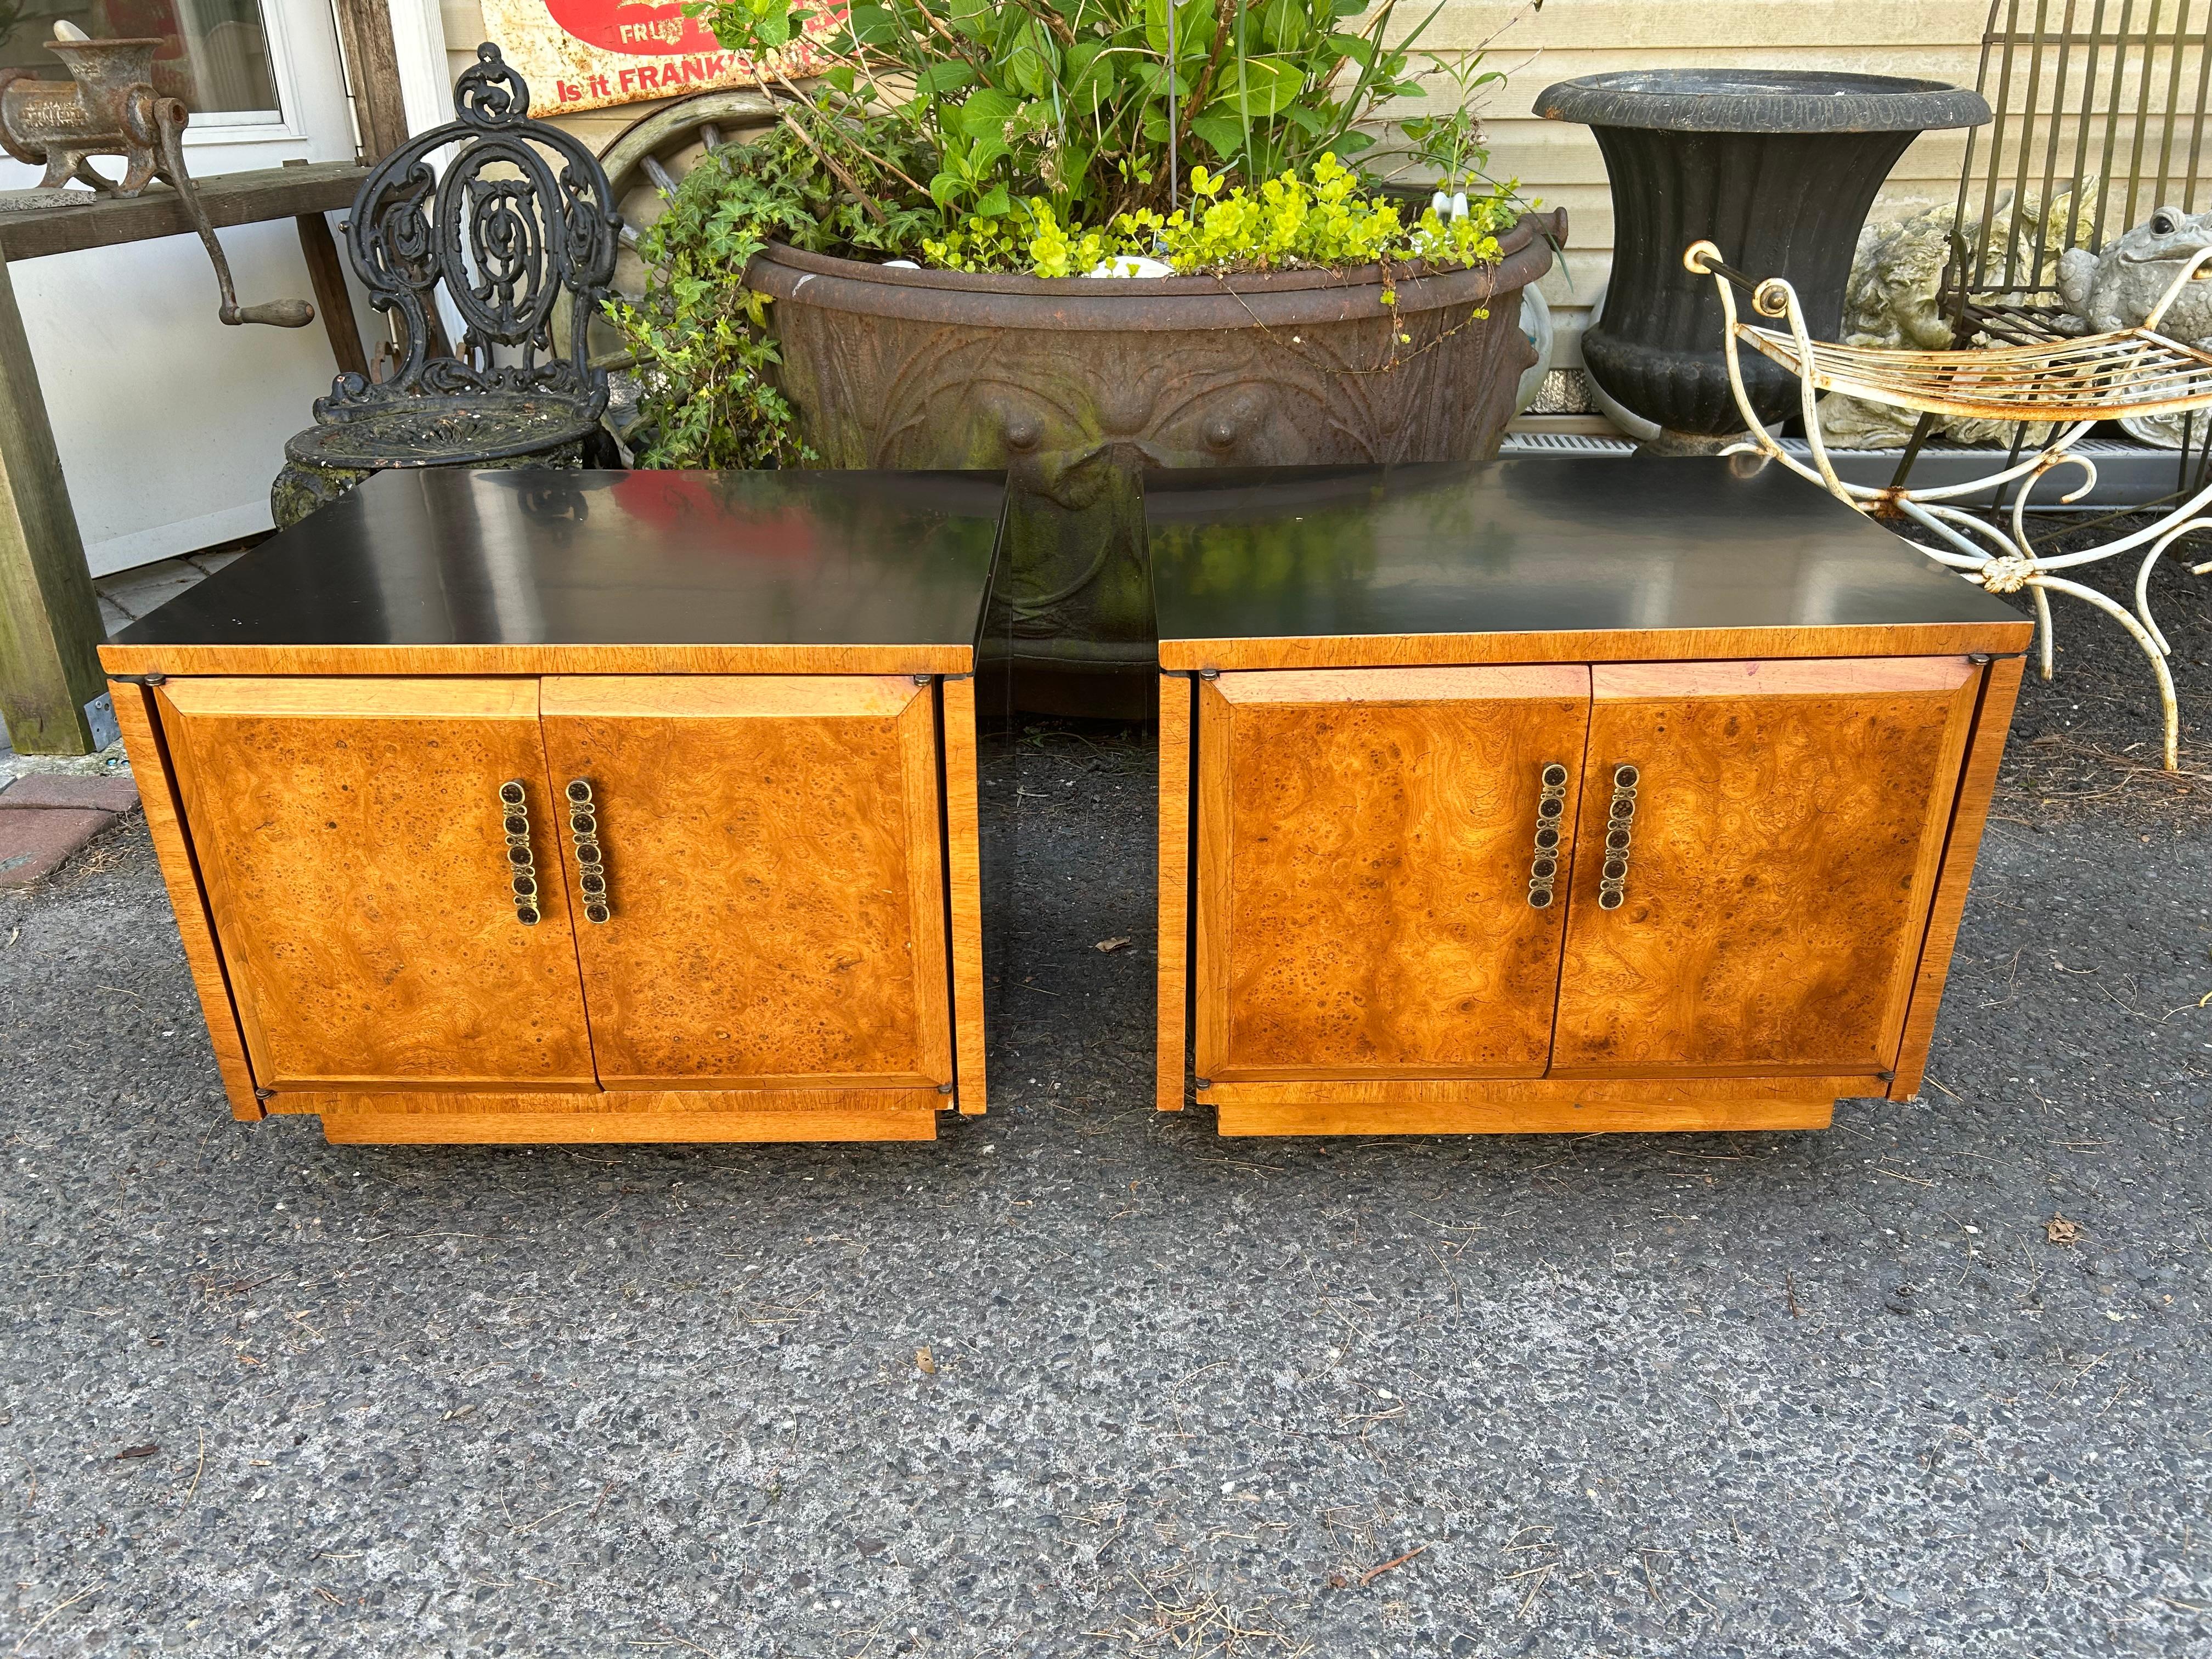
[1491,431,2180,510]
[1777,437,2186,509]
[1778,437,2158,456]
[1499,432,1637,456]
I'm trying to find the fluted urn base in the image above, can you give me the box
[1536,71,1989,438]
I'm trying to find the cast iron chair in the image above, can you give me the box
[272,43,623,528]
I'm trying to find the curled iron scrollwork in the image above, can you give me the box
[454,42,532,131]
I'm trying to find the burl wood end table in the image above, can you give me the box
[103,469,999,1145]
[1149,459,2035,1137]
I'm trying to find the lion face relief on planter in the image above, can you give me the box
[746,213,1561,712]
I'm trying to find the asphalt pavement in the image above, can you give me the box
[1,557,2207,1658]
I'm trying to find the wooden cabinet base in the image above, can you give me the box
[99,470,1001,1147]
[1149,460,2037,1138]
[300,1088,945,1144]
[1205,1076,1846,1137]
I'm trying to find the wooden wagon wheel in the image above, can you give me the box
[561,87,791,376]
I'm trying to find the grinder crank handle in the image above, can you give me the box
[227,299,315,327]
[153,99,315,329]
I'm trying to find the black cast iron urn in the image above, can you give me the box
[1536,70,1989,447]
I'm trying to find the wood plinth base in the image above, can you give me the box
[1205,1076,1855,1137]
[289,1088,945,1145]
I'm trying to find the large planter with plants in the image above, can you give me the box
[745,210,1559,700]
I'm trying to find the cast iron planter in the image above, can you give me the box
[1536,71,1987,447]
[746,208,1561,712]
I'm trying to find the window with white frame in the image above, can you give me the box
[0,0,284,120]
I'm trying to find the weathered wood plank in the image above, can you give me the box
[0,162,370,262]
[296,213,368,379]
[0,244,104,753]
[332,0,413,161]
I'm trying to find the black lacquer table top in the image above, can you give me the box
[111,469,1005,651]
[1147,459,2030,648]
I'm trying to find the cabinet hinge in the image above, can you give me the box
[253,1087,275,1102]
[110,672,167,686]
[1193,1076,1212,1090]
[1967,653,1992,665]
[936,1081,955,1095]
[913,673,935,686]
[1197,669,1221,681]
[1876,1070,1897,1083]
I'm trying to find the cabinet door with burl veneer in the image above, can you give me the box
[154,677,597,1093]
[1550,657,1980,1079]
[539,675,954,1092]
[1194,665,1592,1082]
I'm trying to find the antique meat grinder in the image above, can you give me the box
[0,29,312,328]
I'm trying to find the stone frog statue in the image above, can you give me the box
[2058,205,2212,447]
[2057,204,2212,337]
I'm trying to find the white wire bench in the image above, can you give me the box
[1685,235,2212,771]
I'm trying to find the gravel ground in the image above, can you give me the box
[1,538,2208,1658]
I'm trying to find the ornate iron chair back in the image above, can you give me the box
[317,42,619,428]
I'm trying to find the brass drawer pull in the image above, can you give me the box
[498,780,540,926]
[1598,764,1638,910]
[1527,761,1569,908]
[565,778,611,924]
